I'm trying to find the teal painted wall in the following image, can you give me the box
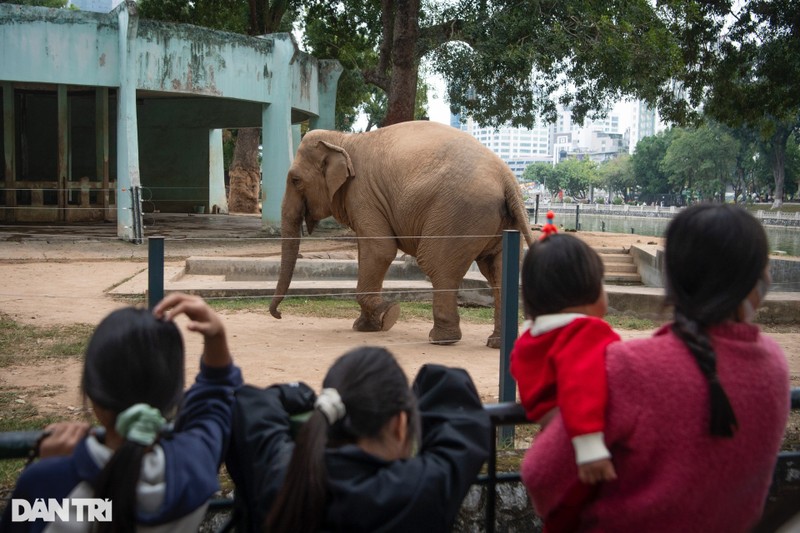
[1,3,341,237]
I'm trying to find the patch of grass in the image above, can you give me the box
[0,314,93,368]
[210,297,500,323]
[742,202,800,214]
[0,389,70,507]
[606,315,660,330]
[212,297,663,331]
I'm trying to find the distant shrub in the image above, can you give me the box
[612,197,624,205]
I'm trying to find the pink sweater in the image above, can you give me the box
[522,322,790,532]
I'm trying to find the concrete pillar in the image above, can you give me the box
[57,84,67,220]
[2,82,15,221]
[292,124,302,156]
[115,0,142,242]
[260,34,295,231]
[209,129,228,214]
[95,88,111,219]
[309,60,343,131]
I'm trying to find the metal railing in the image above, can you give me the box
[1,389,798,532]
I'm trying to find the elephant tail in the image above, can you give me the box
[504,179,535,247]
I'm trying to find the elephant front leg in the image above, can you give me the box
[428,280,462,345]
[352,241,400,332]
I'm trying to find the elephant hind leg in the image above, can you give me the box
[477,255,503,349]
[427,278,463,345]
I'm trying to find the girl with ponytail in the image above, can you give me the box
[3,293,243,532]
[226,346,491,533]
[521,204,790,532]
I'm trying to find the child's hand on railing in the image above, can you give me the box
[38,422,92,459]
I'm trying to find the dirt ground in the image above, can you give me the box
[0,215,797,417]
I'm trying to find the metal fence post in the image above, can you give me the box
[148,236,164,310]
[499,230,519,431]
[575,203,581,231]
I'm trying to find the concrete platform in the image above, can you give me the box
[108,254,800,324]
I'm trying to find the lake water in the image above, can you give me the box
[531,212,800,257]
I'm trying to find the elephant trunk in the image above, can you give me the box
[269,210,303,319]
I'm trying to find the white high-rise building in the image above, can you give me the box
[454,116,552,178]
[449,105,627,177]
[628,102,658,154]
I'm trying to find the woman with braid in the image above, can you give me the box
[522,204,790,532]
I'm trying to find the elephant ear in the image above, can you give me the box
[318,140,355,205]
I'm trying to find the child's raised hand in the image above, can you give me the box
[153,292,231,367]
[578,458,617,485]
[154,292,222,336]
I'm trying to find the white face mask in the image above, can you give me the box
[740,277,769,322]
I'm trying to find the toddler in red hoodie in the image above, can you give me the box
[510,230,619,531]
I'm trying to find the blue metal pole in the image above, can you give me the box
[499,230,520,443]
[148,236,164,310]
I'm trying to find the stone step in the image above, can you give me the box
[604,263,639,274]
[604,272,643,285]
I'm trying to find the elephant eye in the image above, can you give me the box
[290,175,302,188]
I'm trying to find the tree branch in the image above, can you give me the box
[416,18,471,58]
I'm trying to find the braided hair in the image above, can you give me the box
[664,204,769,437]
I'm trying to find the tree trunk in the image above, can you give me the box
[769,127,789,209]
[381,0,420,126]
[229,2,289,212]
[228,128,261,213]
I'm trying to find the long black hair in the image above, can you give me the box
[265,346,419,533]
[664,203,769,437]
[82,307,185,532]
[521,233,606,319]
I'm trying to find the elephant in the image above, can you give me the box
[269,120,534,348]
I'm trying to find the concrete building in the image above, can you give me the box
[0,2,341,242]
[454,115,552,179]
[551,106,626,163]
[628,101,658,154]
[450,104,628,177]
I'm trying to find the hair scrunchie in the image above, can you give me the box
[315,388,346,425]
[115,403,166,446]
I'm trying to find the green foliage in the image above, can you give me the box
[429,1,701,128]
[522,163,555,190]
[550,158,599,200]
[138,0,299,35]
[4,0,68,7]
[631,128,679,197]
[597,155,635,202]
[661,124,739,202]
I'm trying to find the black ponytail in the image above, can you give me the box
[92,442,149,533]
[265,347,417,532]
[265,410,330,533]
[664,204,769,438]
[672,311,738,437]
